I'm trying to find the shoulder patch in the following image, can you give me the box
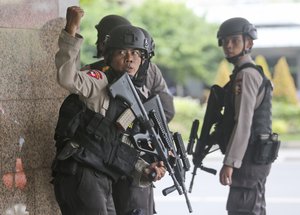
[234,78,242,95]
[87,70,103,80]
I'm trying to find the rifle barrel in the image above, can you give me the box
[184,190,193,213]
[189,166,197,193]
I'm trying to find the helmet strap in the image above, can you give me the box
[131,60,149,87]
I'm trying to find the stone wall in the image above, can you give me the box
[0,0,78,214]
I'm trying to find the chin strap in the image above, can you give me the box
[131,60,150,87]
[226,48,252,64]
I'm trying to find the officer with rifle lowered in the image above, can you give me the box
[189,17,280,215]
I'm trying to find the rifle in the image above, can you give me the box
[187,85,224,193]
[109,73,193,213]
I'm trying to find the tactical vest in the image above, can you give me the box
[53,70,141,181]
[73,93,139,180]
[221,63,273,152]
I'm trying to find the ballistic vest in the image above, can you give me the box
[222,63,272,151]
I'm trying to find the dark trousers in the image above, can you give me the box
[227,179,267,215]
[54,166,116,215]
[226,158,271,215]
[112,177,155,215]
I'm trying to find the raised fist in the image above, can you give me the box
[65,6,84,36]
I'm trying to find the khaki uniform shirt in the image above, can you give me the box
[55,30,110,115]
[223,55,265,168]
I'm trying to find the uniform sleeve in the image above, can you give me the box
[55,30,108,99]
[223,68,263,168]
[146,63,175,122]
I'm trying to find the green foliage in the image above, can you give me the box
[272,120,289,134]
[272,101,300,134]
[169,97,205,141]
[128,0,222,84]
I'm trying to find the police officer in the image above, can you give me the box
[53,6,166,215]
[82,14,174,215]
[216,17,274,215]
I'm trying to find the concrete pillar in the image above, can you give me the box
[0,0,78,214]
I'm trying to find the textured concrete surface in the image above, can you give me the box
[0,0,78,214]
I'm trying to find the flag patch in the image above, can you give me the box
[87,70,102,80]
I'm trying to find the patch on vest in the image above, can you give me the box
[87,70,103,80]
[234,78,242,95]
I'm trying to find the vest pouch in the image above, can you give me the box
[52,140,80,175]
[52,158,78,176]
[253,133,280,165]
[57,140,80,160]
[108,140,139,176]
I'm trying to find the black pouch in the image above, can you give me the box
[52,140,80,175]
[253,133,281,165]
[51,157,78,175]
[57,140,80,160]
[108,141,139,176]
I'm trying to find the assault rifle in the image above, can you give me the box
[109,73,192,213]
[187,85,224,193]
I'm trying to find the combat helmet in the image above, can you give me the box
[217,17,257,63]
[103,25,149,64]
[95,15,131,58]
[217,17,257,46]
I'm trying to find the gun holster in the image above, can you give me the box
[52,140,80,176]
[253,133,281,165]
